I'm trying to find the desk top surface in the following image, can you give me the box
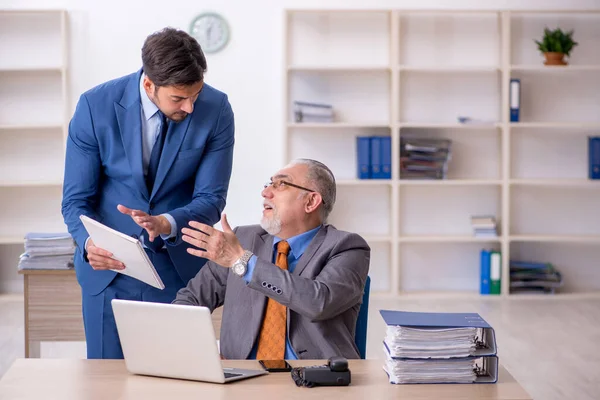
[0,359,531,400]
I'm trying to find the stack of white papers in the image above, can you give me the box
[384,326,478,359]
[18,232,75,270]
[383,353,477,384]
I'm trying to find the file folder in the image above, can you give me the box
[380,310,497,357]
[480,249,491,295]
[370,136,382,179]
[490,251,501,295]
[509,79,520,122]
[589,136,600,180]
[356,136,371,179]
[380,136,392,179]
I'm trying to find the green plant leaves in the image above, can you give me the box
[533,27,579,56]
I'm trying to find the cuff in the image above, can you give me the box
[160,213,177,240]
[242,255,257,284]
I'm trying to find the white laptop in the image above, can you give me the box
[111,299,268,383]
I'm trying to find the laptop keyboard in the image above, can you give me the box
[224,372,243,379]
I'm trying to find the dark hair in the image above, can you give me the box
[141,27,207,87]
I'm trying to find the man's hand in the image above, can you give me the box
[86,239,125,270]
[181,214,244,268]
[117,204,171,242]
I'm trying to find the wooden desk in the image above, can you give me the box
[0,359,531,400]
[18,269,223,358]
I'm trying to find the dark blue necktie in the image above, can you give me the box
[144,112,168,252]
[146,112,168,194]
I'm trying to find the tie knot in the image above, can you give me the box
[277,240,290,256]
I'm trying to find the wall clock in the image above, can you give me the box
[189,12,230,54]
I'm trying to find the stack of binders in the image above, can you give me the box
[380,310,498,384]
[293,101,334,123]
[18,232,75,270]
[400,137,452,180]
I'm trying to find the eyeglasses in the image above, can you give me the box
[264,180,326,205]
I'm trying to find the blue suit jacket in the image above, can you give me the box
[62,69,234,295]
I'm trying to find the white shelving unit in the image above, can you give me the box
[0,10,69,292]
[284,9,600,298]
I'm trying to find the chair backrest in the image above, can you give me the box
[354,275,371,359]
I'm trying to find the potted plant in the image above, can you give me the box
[534,27,578,66]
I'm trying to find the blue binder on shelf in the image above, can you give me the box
[509,78,521,122]
[380,136,392,179]
[480,249,491,295]
[588,136,600,180]
[380,310,497,357]
[370,136,382,179]
[356,136,371,179]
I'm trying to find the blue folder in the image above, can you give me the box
[380,310,497,357]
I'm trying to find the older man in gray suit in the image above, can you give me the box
[173,159,370,360]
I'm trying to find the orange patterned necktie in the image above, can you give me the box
[256,240,291,360]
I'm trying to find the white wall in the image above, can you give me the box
[0,0,598,291]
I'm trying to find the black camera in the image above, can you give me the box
[291,356,351,387]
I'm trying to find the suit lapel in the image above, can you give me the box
[149,116,191,199]
[115,70,148,200]
[293,225,327,276]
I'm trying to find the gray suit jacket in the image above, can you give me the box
[173,224,370,360]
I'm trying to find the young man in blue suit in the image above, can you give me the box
[61,27,235,359]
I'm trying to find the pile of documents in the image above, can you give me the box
[18,232,75,270]
[471,215,498,238]
[400,138,452,180]
[380,310,499,385]
[293,100,334,123]
[510,260,563,294]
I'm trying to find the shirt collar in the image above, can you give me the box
[273,225,322,260]
[139,73,160,121]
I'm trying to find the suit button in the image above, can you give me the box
[262,281,268,287]
[276,289,282,295]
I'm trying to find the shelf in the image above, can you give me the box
[0,236,24,245]
[337,179,392,186]
[288,66,390,72]
[0,66,64,73]
[510,122,600,129]
[399,66,500,72]
[400,122,501,129]
[510,179,600,187]
[510,235,600,243]
[362,235,392,243]
[399,236,501,243]
[511,65,600,71]
[399,179,502,186]
[287,122,390,129]
[0,180,63,187]
[0,124,63,131]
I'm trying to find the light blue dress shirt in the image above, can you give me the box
[243,225,322,360]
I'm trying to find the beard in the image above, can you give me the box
[260,205,282,236]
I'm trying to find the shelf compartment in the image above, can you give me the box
[288,70,391,124]
[288,126,391,181]
[510,241,600,294]
[398,12,500,67]
[287,11,390,68]
[0,70,64,126]
[0,11,64,70]
[0,128,65,184]
[0,186,67,238]
[398,242,500,293]
[399,71,500,123]
[399,185,501,236]
[510,185,600,236]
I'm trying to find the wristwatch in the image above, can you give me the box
[232,250,254,277]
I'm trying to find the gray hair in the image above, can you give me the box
[288,158,336,222]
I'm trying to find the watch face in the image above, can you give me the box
[233,262,245,276]
[190,13,230,54]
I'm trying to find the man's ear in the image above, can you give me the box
[142,75,155,95]
[304,192,322,214]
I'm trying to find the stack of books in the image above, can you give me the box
[293,101,334,123]
[18,232,75,271]
[381,310,498,385]
[510,260,564,294]
[400,138,452,180]
[471,215,498,238]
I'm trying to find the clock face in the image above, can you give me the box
[190,13,230,54]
